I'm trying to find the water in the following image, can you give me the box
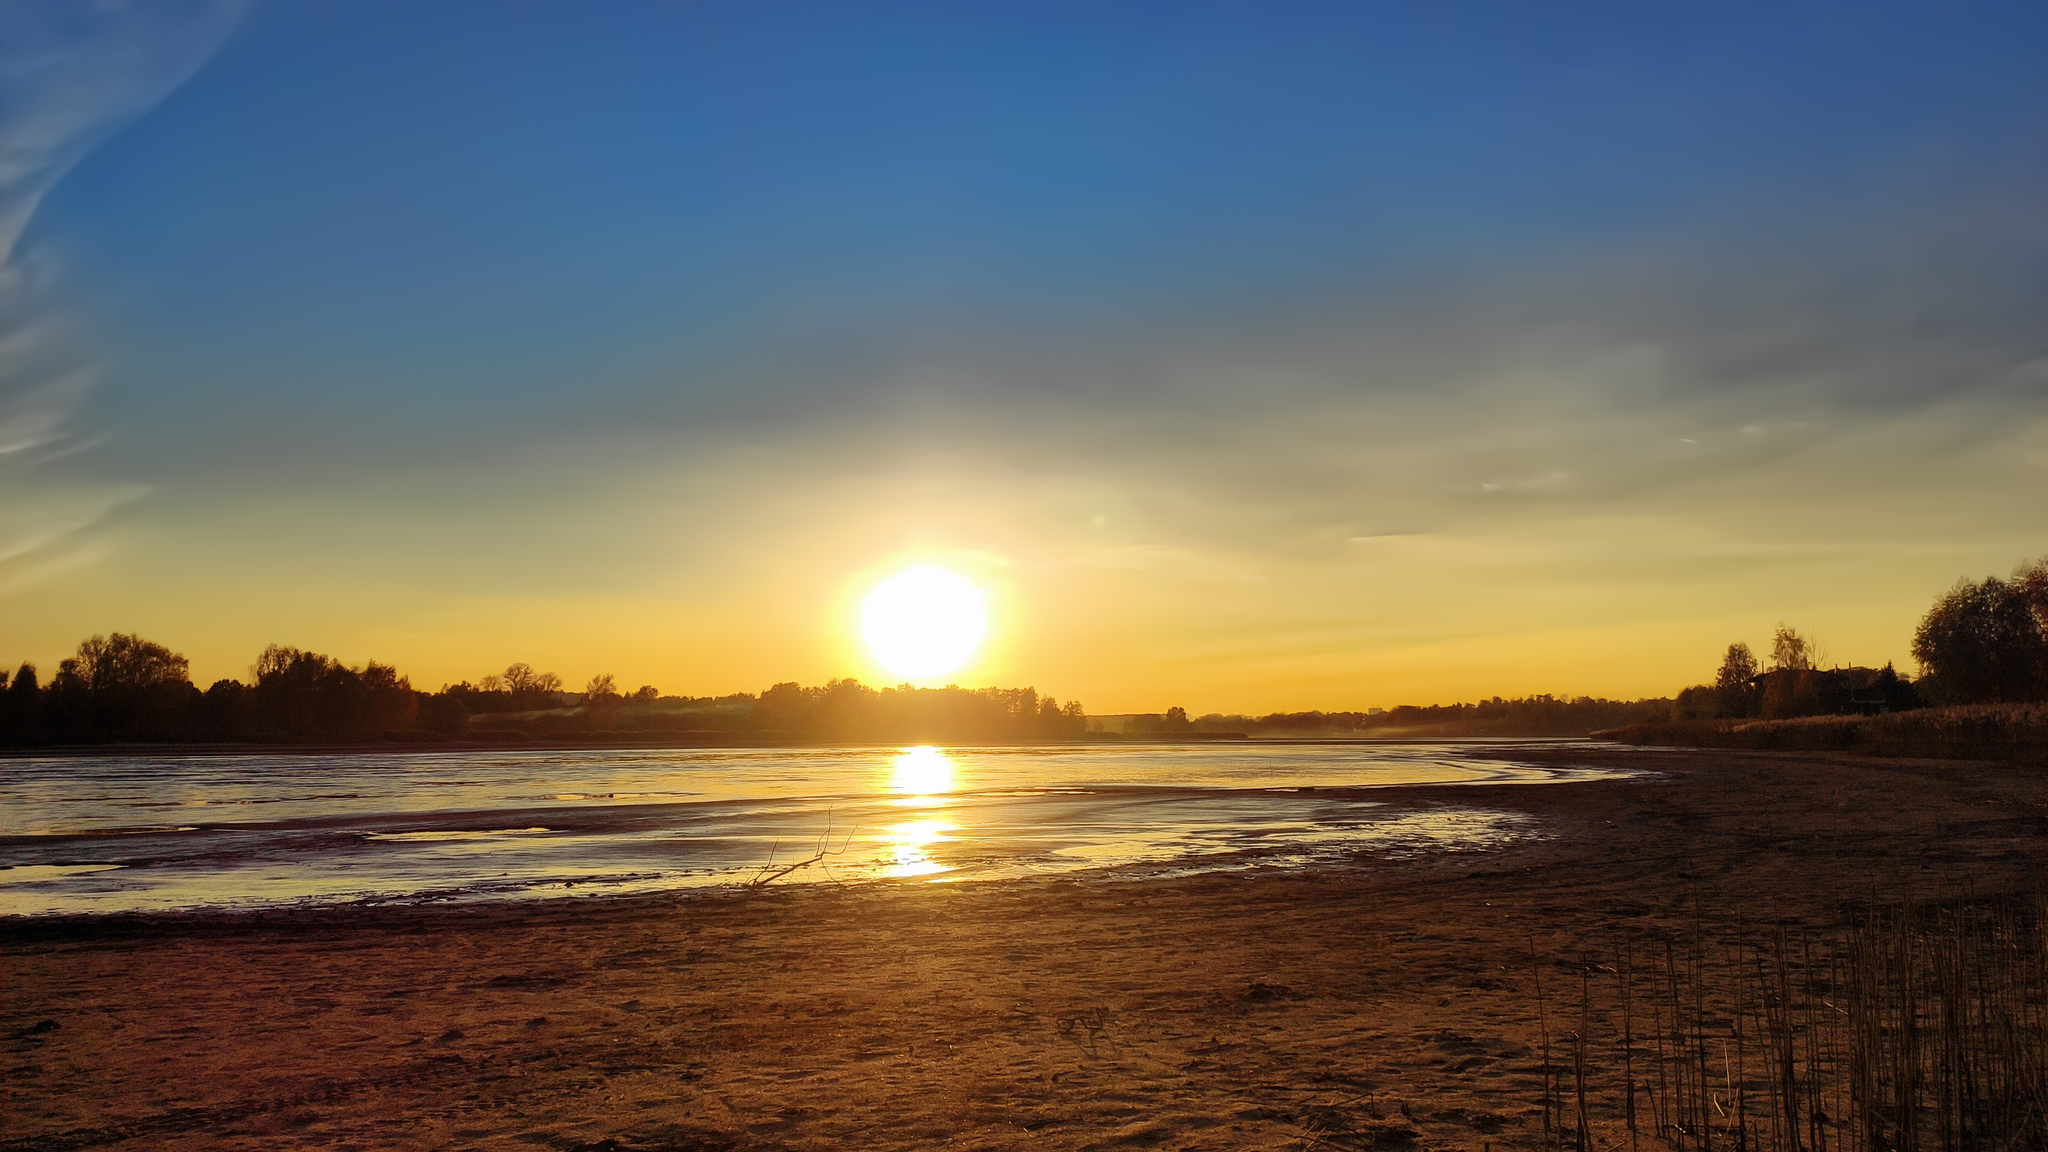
[0,742,1622,916]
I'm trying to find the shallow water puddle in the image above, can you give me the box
[0,741,1623,914]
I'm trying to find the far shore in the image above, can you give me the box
[0,730,1605,759]
[11,702,2046,764]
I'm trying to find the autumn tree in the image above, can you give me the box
[1911,575,2048,704]
[2017,556,2048,628]
[1713,642,1761,716]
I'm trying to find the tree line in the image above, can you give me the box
[0,638,1086,746]
[1670,556,2048,721]
[1128,695,1672,738]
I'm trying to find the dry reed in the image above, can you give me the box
[1529,890,2047,1152]
[1601,704,2048,767]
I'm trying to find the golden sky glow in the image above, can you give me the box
[10,396,2041,714]
[2,6,2044,712]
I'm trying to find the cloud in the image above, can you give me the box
[134,181,2043,627]
[0,0,243,587]
[0,1,245,265]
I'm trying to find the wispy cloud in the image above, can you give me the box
[0,0,245,266]
[0,0,243,589]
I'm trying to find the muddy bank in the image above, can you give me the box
[4,746,2043,1151]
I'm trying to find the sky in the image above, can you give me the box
[2,0,2044,713]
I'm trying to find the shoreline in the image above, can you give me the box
[0,734,1617,760]
[7,745,2044,1151]
[0,741,1621,922]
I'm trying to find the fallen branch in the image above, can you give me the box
[742,811,855,892]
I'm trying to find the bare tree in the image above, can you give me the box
[500,663,562,708]
[1770,625,1815,671]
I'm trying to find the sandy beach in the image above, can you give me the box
[5,744,2044,1152]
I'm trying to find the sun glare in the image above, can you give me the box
[888,745,956,800]
[861,566,985,679]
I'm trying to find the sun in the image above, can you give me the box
[862,566,985,679]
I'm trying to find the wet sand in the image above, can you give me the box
[5,746,2044,1151]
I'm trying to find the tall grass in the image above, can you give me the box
[1599,705,2048,767]
[1532,891,2047,1152]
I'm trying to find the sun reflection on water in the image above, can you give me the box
[886,745,955,804]
[879,746,960,877]
[880,817,956,878]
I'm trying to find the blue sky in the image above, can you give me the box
[4,1,2045,707]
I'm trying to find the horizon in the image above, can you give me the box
[4,2,2045,713]
[3,621,1927,722]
